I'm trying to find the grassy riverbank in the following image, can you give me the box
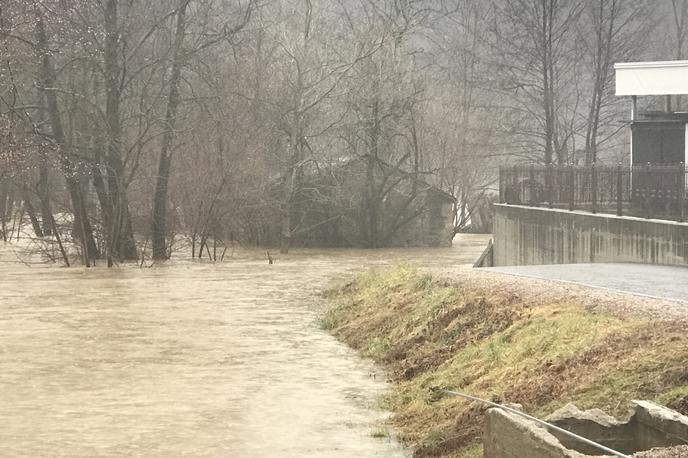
[321,265,688,457]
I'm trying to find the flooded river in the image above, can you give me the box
[0,235,489,457]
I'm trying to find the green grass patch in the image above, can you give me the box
[322,265,688,457]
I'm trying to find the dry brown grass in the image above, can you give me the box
[321,265,688,457]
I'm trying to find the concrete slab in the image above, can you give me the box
[484,263,688,304]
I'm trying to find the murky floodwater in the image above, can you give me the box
[0,235,489,457]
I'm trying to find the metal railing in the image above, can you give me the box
[499,163,688,222]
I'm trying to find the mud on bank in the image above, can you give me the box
[321,265,688,457]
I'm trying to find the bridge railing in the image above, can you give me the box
[499,163,687,222]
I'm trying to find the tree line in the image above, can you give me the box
[0,0,685,264]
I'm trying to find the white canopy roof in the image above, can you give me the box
[615,60,688,96]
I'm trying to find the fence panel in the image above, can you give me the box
[499,164,687,222]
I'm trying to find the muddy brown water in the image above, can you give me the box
[0,235,489,457]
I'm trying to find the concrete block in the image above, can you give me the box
[483,402,688,458]
[631,401,688,451]
[483,408,601,458]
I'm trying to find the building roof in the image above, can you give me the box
[615,60,688,96]
[330,155,456,203]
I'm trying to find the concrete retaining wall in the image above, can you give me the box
[483,409,593,458]
[493,204,688,266]
[632,401,688,452]
[484,401,688,458]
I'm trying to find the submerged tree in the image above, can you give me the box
[0,0,682,261]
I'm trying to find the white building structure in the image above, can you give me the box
[615,60,688,165]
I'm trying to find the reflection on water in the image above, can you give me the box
[0,235,489,457]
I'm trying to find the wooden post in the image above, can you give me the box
[591,162,597,214]
[616,162,623,217]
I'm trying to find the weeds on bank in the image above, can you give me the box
[322,265,688,457]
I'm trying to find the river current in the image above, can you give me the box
[0,235,488,457]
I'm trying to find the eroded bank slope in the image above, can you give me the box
[321,265,688,457]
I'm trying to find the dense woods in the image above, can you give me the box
[0,0,685,264]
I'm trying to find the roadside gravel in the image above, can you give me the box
[634,445,688,457]
[427,265,688,322]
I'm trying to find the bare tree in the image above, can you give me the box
[580,0,653,164]
[151,0,253,260]
[0,0,680,261]
[102,0,138,263]
[151,0,190,260]
[491,0,583,164]
[33,1,99,264]
[670,0,688,109]
[256,0,379,252]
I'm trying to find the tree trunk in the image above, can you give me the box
[280,156,296,254]
[38,157,52,236]
[0,179,7,241]
[541,0,555,165]
[279,2,312,254]
[4,185,15,222]
[151,0,188,260]
[92,164,113,259]
[280,205,291,254]
[34,2,98,265]
[35,92,53,236]
[21,184,44,238]
[672,0,687,109]
[364,92,381,248]
[365,152,378,248]
[584,0,615,166]
[104,0,137,261]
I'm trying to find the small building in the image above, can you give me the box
[261,157,456,248]
[615,60,688,165]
